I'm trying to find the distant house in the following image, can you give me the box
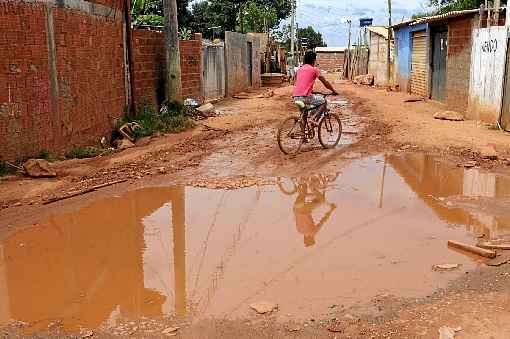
[367,26,393,86]
[315,47,346,73]
[392,9,480,113]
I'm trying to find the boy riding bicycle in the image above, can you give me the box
[292,51,338,125]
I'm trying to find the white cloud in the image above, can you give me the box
[295,0,427,46]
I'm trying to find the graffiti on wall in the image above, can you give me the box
[481,39,498,53]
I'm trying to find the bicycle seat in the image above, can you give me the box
[294,100,306,109]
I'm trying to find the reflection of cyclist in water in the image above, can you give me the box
[292,177,337,247]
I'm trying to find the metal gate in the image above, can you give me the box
[410,31,429,98]
[202,42,225,101]
[431,30,448,102]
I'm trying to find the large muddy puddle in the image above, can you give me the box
[1,153,510,333]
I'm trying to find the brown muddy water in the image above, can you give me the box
[1,153,510,333]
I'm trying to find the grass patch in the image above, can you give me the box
[38,149,58,162]
[0,161,16,177]
[120,99,195,138]
[65,147,101,159]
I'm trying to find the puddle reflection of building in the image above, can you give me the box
[0,187,187,331]
[388,153,510,238]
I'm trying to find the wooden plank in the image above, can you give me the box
[448,240,497,258]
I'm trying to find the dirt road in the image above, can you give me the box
[1,81,510,338]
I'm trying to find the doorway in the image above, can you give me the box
[431,29,448,102]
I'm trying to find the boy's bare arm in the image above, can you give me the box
[318,75,338,95]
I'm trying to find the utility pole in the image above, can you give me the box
[386,0,392,86]
[290,0,296,66]
[163,0,182,103]
[346,19,352,79]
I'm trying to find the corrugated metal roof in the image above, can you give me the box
[315,47,347,52]
[367,26,389,39]
[392,8,481,29]
[411,8,479,25]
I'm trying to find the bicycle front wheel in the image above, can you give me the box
[277,116,304,155]
[318,113,342,149]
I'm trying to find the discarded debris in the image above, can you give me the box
[184,98,201,109]
[23,159,57,178]
[477,241,510,250]
[433,264,460,271]
[197,103,215,114]
[434,111,464,121]
[403,96,424,103]
[249,301,278,314]
[118,122,141,142]
[438,326,456,339]
[287,326,301,332]
[353,74,374,86]
[43,180,127,205]
[486,253,510,267]
[448,240,497,258]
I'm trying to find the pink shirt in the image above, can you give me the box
[292,64,321,97]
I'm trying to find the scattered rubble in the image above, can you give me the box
[353,74,374,86]
[438,326,456,339]
[118,122,140,142]
[434,111,464,121]
[249,301,278,314]
[23,159,57,178]
[478,145,498,160]
[457,160,477,168]
[486,253,510,267]
[233,89,275,99]
[161,326,179,334]
[477,241,510,250]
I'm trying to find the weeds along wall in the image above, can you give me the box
[0,1,204,161]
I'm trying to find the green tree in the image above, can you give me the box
[189,0,292,38]
[428,0,507,14]
[297,26,327,50]
[131,0,191,27]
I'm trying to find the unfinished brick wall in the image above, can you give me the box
[316,52,344,72]
[0,0,126,161]
[446,17,473,112]
[131,30,202,108]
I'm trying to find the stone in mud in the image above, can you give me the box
[478,146,498,160]
[249,301,278,314]
[434,111,464,121]
[23,159,57,178]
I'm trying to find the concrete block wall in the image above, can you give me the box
[0,0,126,161]
[368,33,390,86]
[225,31,261,97]
[316,52,344,72]
[131,30,202,108]
[445,17,473,113]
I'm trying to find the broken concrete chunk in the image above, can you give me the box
[448,240,497,258]
[114,139,135,150]
[434,111,464,121]
[197,103,214,114]
[249,301,278,314]
[23,159,57,178]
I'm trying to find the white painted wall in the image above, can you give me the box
[468,26,508,122]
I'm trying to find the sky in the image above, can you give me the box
[295,0,429,46]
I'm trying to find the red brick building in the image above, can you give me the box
[315,47,346,73]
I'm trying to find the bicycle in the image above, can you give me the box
[277,92,343,155]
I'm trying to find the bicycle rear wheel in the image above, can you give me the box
[277,116,304,155]
[318,113,342,149]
